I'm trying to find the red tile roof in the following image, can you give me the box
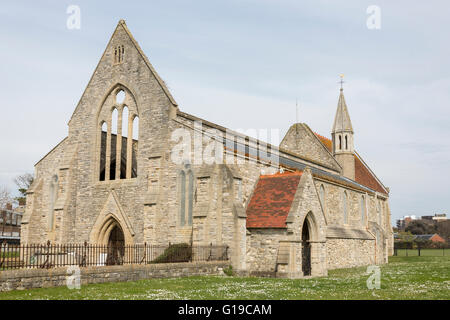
[246,171,303,228]
[314,132,387,195]
[315,133,333,152]
[354,154,387,194]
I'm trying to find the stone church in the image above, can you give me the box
[21,20,393,278]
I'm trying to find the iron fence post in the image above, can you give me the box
[45,240,51,269]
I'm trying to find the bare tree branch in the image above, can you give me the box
[0,186,13,209]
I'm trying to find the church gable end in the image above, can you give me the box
[280,123,341,172]
[68,20,177,140]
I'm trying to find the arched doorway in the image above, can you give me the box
[302,218,311,276]
[106,224,125,265]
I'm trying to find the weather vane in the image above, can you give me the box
[339,74,345,90]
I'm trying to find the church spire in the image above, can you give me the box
[332,75,353,134]
[331,75,355,180]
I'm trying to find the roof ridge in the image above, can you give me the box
[259,171,303,179]
[354,151,389,194]
[314,132,332,142]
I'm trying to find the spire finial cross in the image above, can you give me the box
[339,74,345,91]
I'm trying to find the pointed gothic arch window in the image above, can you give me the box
[110,108,119,180]
[343,191,348,224]
[379,200,383,226]
[120,107,129,179]
[345,135,348,150]
[98,86,139,181]
[187,169,194,226]
[121,106,129,136]
[179,163,194,226]
[235,178,243,202]
[361,195,366,225]
[179,170,186,226]
[48,175,58,230]
[131,116,139,178]
[319,184,325,210]
[377,199,381,225]
[99,122,107,181]
[339,135,342,150]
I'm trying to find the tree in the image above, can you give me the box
[436,220,450,242]
[13,173,34,205]
[405,220,437,235]
[396,231,415,242]
[0,186,13,210]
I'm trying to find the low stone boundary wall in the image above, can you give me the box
[0,261,229,292]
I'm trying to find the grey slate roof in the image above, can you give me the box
[413,234,436,241]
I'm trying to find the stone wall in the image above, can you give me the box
[280,123,341,172]
[0,261,229,292]
[326,238,375,270]
[246,229,286,273]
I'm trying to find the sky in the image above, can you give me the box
[0,1,449,226]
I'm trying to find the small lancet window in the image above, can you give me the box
[345,135,348,150]
[99,122,108,181]
[339,135,342,150]
[121,106,129,137]
[179,171,186,226]
[235,179,243,202]
[114,45,125,64]
[110,108,119,180]
[319,184,325,207]
[361,195,365,225]
[118,106,129,180]
[379,201,383,225]
[179,163,194,227]
[48,175,59,230]
[131,116,139,178]
[187,170,194,226]
[343,191,348,224]
[132,116,139,140]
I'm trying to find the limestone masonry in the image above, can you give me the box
[21,20,393,278]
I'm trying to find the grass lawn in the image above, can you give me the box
[0,256,448,300]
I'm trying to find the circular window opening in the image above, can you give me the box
[116,90,126,104]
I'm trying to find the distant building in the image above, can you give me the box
[433,214,447,222]
[0,204,23,244]
[414,234,445,243]
[394,233,445,243]
[396,214,447,231]
[396,215,417,230]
